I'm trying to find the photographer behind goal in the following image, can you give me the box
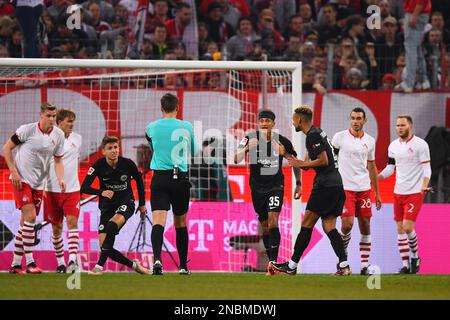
[145,93,199,275]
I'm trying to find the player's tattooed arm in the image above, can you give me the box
[234,136,255,164]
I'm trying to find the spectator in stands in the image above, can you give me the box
[424,12,450,49]
[203,41,220,60]
[399,0,431,92]
[272,0,296,35]
[315,72,327,89]
[317,3,341,47]
[140,38,155,60]
[225,16,260,60]
[88,1,111,36]
[146,0,170,34]
[298,2,316,34]
[311,54,327,74]
[344,67,364,89]
[0,15,13,47]
[0,43,9,57]
[165,2,192,43]
[375,16,404,75]
[8,26,22,58]
[82,0,115,23]
[205,1,234,45]
[393,52,406,80]
[379,0,392,21]
[442,52,450,89]
[99,15,129,49]
[114,4,129,26]
[151,24,169,59]
[381,73,397,90]
[198,21,211,57]
[47,0,71,23]
[0,0,15,17]
[15,0,44,57]
[283,15,304,43]
[303,65,327,94]
[173,40,192,59]
[256,9,284,54]
[341,14,366,56]
[299,41,316,64]
[279,35,301,61]
[363,41,380,89]
[218,0,241,30]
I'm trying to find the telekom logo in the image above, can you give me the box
[189,220,214,252]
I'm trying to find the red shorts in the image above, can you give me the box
[13,182,43,213]
[44,191,80,225]
[393,193,424,222]
[341,190,372,218]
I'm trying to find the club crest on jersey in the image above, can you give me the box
[87,167,95,175]
[121,175,128,181]
[363,143,368,150]
[22,195,29,203]
[51,140,56,146]
[408,148,414,154]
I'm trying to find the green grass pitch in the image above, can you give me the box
[1,273,450,300]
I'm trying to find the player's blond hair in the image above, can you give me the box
[40,102,57,113]
[56,108,76,124]
[294,105,313,121]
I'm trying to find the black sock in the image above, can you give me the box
[262,233,270,261]
[176,227,189,269]
[291,227,313,263]
[327,228,347,263]
[98,221,133,268]
[151,224,165,262]
[108,248,133,268]
[269,227,280,262]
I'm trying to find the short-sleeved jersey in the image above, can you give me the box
[332,129,376,192]
[388,135,431,195]
[145,118,199,173]
[241,131,297,192]
[46,132,82,193]
[80,157,145,210]
[12,122,65,190]
[305,126,342,189]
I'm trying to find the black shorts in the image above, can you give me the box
[98,199,136,234]
[251,188,284,222]
[306,186,346,219]
[150,171,191,215]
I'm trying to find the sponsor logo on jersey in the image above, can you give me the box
[87,167,95,175]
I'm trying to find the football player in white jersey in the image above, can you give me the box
[378,115,432,274]
[332,107,382,275]
[2,102,65,274]
[44,109,82,273]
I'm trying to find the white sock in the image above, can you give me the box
[407,230,419,259]
[67,228,79,263]
[22,221,35,265]
[360,234,371,268]
[288,260,298,269]
[12,226,24,266]
[341,232,351,256]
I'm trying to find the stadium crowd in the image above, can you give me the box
[0,0,449,90]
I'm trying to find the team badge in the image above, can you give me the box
[99,224,104,231]
[87,167,95,175]
[22,195,29,203]
[121,175,128,181]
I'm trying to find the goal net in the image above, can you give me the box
[0,59,302,273]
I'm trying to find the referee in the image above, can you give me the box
[145,93,199,275]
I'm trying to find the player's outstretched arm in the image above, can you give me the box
[2,139,21,190]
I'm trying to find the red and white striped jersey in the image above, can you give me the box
[46,132,82,193]
[388,135,430,195]
[332,129,376,192]
[13,122,65,190]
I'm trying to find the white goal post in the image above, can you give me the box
[0,58,302,272]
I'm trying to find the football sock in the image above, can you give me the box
[341,231,351,254]
[262,233,270,261]
[22,221,35,265]
[68,228,79,263]
[407,230,419,259]
[327,228,347,263]
[397,233,410,268]
[52,234,65,266]
[291,227,313,263]
[360,234,371,268]
[176,227,189,269]
[98,221,133,268]
[12,226,23,266]
[269,227,280,262]
[151,224,165,262]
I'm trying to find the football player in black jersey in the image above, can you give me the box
[81,136,149,275]
[234,110,301,275]
[270,105,351,276]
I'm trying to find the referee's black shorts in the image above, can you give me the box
[150,170,191,215]
[306,186,346,219]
